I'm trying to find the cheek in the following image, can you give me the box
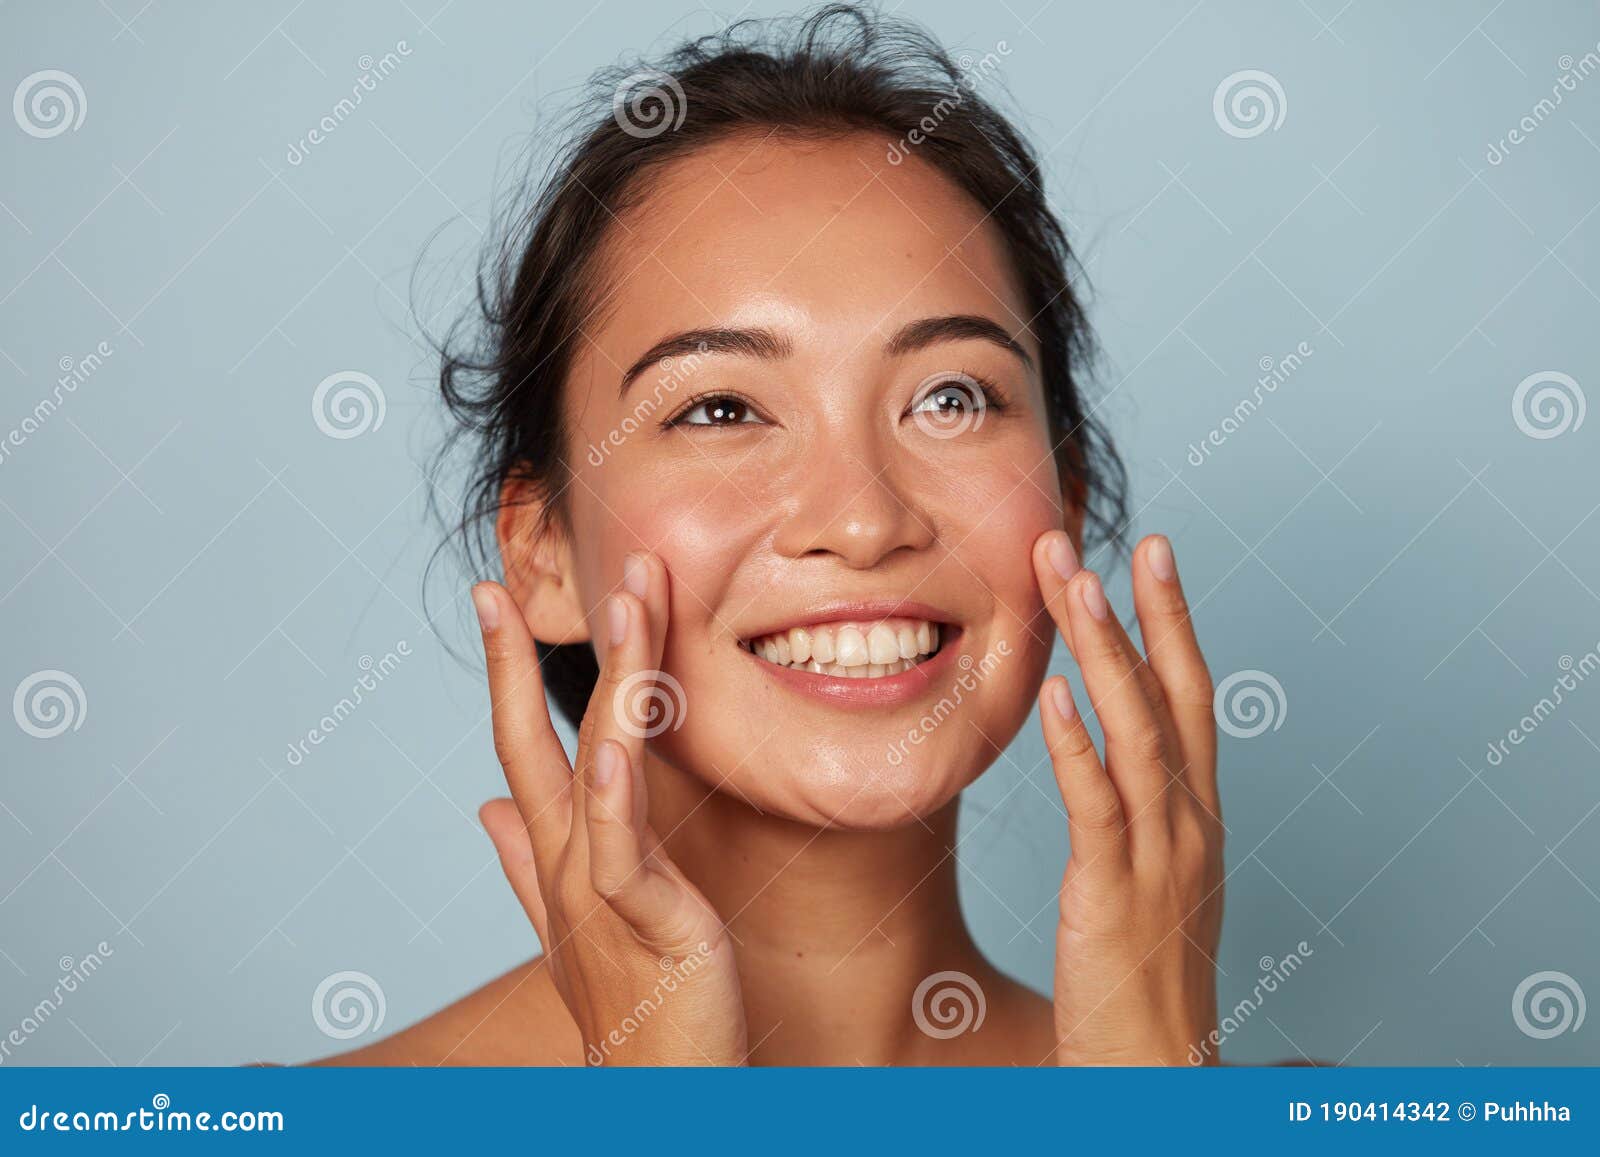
[572,462,763,638]
[953,447,1063,604]
[949,455,1063,709]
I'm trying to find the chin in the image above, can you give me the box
[657,716,1017,831]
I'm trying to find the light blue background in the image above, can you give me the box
[2,0,1597,1065]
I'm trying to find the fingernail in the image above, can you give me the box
[593,741,621,788]
[607,595,628,646]
[1079,573,1109,620]
[1146,536,1177,582]
[471,585,499,632]
[622,553,648,599]
[1049,678,1077,721]
[1045,533,1079,581]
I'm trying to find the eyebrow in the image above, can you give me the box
[617,314,1032,397]
[883,314,1033,370]
[618,328,791,397]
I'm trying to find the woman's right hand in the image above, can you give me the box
[471,552,748,1066]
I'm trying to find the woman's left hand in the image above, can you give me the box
[1031,531,1224,1066]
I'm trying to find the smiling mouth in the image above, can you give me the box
[739,617,945,678]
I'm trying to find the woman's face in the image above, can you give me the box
[554,131,1067,829]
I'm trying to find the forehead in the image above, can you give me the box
[585,131,1030,359]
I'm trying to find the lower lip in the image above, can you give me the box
[744,630,964,707]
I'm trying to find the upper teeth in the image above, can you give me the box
[744,618,942,676]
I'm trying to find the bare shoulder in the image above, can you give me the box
[309,957,582,1067]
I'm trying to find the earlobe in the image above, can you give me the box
[495,481,591,645]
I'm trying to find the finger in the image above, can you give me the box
[1031,531,1083,660]
[473,582,573,871]
[1060,568,1179,829]
[574,553,669,842]
[481,797,551,947]
[1038,676,1128,871]
[626,551,670,675]
[585,738,688,940]
[618,552,669,829]
[576,558,694,944]
[1036,537,1177,819]
[1131,536,1219,818]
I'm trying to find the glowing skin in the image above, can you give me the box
[553,132,1062,829]
[318,132,1223,1068]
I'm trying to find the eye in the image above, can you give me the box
[912,380,983,418]
[668,393,763,427]
[908,372,998,434]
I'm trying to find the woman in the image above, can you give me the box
[326,3,1223,1066]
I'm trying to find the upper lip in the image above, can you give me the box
[737,599,959,642]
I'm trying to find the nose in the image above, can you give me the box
[771,433,936,569]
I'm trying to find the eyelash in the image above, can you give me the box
[908,371,1011,417]
[660,373,1013,430]
[662,390,765,429]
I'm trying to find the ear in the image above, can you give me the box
[495,477,591,645]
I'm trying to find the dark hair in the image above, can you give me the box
[435,2,1127,728]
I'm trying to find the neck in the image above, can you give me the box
[643,753,991,1065]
